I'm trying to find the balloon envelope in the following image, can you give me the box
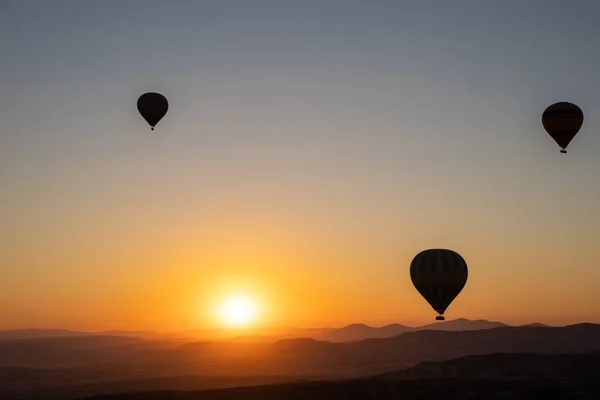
[137,92,169,130]
[410,248,468,320]
[542,102,583,151]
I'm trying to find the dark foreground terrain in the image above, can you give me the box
[80,378,600,400]
[3,325,600,399]
[73,353,600,400]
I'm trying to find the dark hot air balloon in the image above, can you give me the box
[410,248,468,321]
[542,102,583,154]
[137,92,169,130]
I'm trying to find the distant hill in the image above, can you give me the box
[3,324,600,374]
[0,335,143,368]
[70,352,600,400]
[0,370,302,400]
[345,324,600,369]
[0,321,546,344]
[319,318,508,342]
[317,323,412,342]
[161,324,600,377]
[521,322,550,328]
[0,329,163,341]
[79,379,600,400]
[0,329,94,340]
[4,326,600,399]
[74,358,600,400]
[222,333,320,343]
[0,328,332,342]
[379,352,600,380]
[416,318,508,332]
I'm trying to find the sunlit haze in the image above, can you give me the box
[2,1,600,333]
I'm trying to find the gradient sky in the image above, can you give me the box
[2,0,600,332]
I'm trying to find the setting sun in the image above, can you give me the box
[218,295,257,327]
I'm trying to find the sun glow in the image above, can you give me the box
[218,295,257,327]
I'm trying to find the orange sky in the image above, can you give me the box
[3,201,600,331]
[2,2,600,332]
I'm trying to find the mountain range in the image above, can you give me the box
[316,318,520,342]
[0,322,598,400]
[0,318,549,343]
[71,352,600,400]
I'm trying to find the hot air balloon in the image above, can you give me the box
[542,102,583,154]
[410,248,468,321]
[137,92,169,130]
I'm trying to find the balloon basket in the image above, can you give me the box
[560,149,567,154]
[436,316,445,321]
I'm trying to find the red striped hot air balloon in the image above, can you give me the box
[410,249,468,321]
[542,102,583,154]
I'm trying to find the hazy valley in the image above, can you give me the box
[1,320,599,400]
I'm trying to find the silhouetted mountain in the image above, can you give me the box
[0,369,302,400]
[379,352,600,379]
[318,323,411,342]
[521,322,550,328]
[319,318,508,342]
[345,324,600,369]
[0,327,333,343]
[70,352,600,400]
[417,318,508,332]
[4,324,600,374]
[100,330,166,339]
[4,324,600,399]
[0,329,164,341]
[0,335,143,368]
[219,333,322,343]
[76,377,600,400]
[151,324,600,377]
[0,320,532,344]
[0,329,94,340]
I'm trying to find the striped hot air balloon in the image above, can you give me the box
[410,249,468,321]
[542,102,583,154]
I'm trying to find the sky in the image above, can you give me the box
[2,0,600,332]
